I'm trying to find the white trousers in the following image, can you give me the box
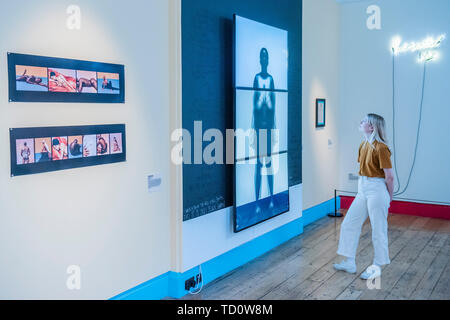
[337,176,391,266]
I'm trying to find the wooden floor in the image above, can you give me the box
[181,212,450,300]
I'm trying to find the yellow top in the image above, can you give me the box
[358,140,392,179]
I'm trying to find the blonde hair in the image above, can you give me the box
[364,113,390,151]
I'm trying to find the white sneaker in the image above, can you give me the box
[333,260,357,274]
[360,265,381,280]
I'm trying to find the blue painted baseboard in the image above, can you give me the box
[111,272,171,300]
[302,197,341,227]
[111,197,340,300]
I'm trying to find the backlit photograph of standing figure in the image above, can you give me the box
[252,48,276,215]
[234,16,289,232]
[52,137,68,161]
[16,138,35,165]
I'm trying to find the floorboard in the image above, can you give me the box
[181,213,450,300]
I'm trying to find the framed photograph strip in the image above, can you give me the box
[10,124,126,177]
[8,52,125,103]
[316,98,326,128]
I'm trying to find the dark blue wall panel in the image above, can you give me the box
[182,0,302,221]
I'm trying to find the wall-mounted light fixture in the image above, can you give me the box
[418,50,440,63]
[391,34,445,62]
[391,34,445,54]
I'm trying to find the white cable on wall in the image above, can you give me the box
[188,264,204,295]
[391,54,429,196]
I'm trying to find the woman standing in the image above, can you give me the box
[334,113,394,280]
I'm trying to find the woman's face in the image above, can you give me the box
[359,117,374,134]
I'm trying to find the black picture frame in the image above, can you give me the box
[316,98,326,128]
[10,124,126,177]
[233,14,290,233]
[8,52,125,103]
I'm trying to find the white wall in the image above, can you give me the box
[338,0,450,203]
[302,0,342,211]
[0,0,173,299]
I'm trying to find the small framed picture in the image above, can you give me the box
[316,98,326,128]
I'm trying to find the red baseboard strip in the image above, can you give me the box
[339,196,450,220]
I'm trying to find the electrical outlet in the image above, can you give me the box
[348,173,359,181]
[185,277,196,291]
[185,274,201,291]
